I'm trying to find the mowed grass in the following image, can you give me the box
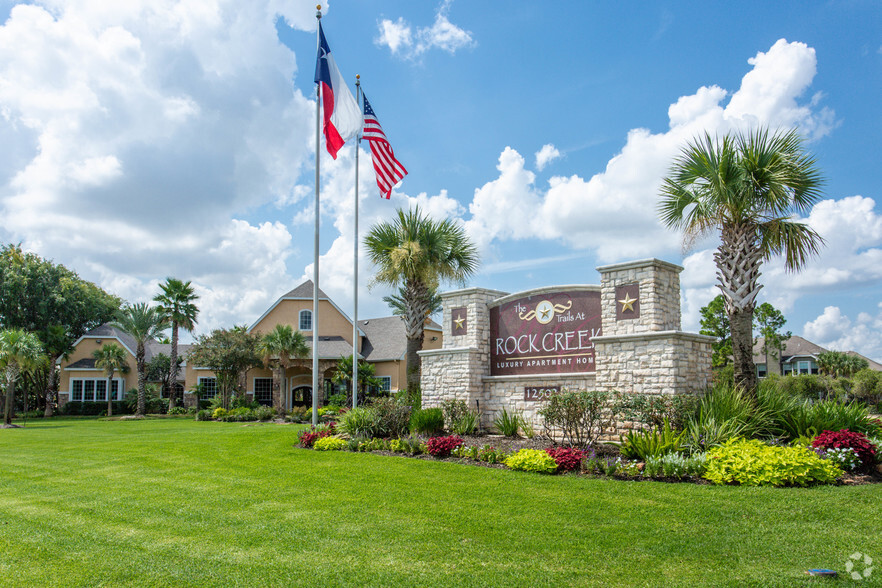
[0,419,880,587]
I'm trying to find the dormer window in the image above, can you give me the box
[299,309,312,331]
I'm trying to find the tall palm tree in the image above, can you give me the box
[365,206,479,393]
[112,304,167,417]
[154,278,199,411]
[93,343,129,418]
[0,329,44,426]
[659,128,824,392]
[259,324,309,415]
[382,285,443,319]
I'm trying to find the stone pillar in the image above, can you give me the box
[593,259,713,403]
[420,287,507,410]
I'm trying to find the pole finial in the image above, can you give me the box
[316,5,322,18]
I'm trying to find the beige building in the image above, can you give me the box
[58,280,441,409]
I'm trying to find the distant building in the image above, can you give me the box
[57,280,442,409]
[753,335,882,378]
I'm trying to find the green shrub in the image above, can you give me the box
[504,449,558,474]
[287,406,309,423]
[124,388,165,414]
[852,369,882,405]
[327,393,347,408]
[704,438,842,487]
[167,406,189,415]
[336,407,379,437]
[410,407,444,436]
[313,436,348,451]
[766,373,826,400]
[230,396,258,410]
[451,409,481,435]
[370,397,412,438]
[357,437,390,452]
[253,405,275,421]
[538,389,618,447]
[195,409,212,421]
[643,452,707,479]
[212,408,228,420]
[776,399,880,440]
[61,401,130,416]
[493,407,522,437]
[620,420,685,460]
[618,392,698,431]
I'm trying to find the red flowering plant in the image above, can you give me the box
[812,429,876,467]
[546,447,586,472]
[426,435,464,458]
[298,423,336,448]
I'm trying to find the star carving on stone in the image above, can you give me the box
[618,293,637,312]
[454,316,465,330]
[540,308,551,320]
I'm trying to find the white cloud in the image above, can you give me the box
[803,305,882,362]
[0,0,320,335]
[534,144,561,171]
[375,1,474,57]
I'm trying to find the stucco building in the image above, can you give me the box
[58,280,441,409]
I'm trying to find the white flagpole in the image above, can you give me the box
[312,5,322,427]
[353,75,361,410]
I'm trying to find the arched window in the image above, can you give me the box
[299,309,312,331]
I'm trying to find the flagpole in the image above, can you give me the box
[312,4,322,427]
[353,75,361,409]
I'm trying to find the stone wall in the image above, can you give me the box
[419,258,714,439]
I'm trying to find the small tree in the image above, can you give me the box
[538,389,620,447]
[331,354,382,406]
[699,295,732,369]
[93,343,129,417]
[259,325,308,415]
[754,303,791,374]
[146,353,184,399]
[0,329,44,426]
[188,328,262,410]
[111,304,167,417]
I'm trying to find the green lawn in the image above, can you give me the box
[0,419,880,587]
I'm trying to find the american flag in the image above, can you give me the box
[362,93,407,199]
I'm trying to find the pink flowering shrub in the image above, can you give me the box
[812,429,876,466]
[545,447,585,472]
[426,435,464,458]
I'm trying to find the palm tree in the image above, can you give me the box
[154,278,199,411]
[0,329,44,426]
[365,206,479,393]
[331,354,382,406]
[382,285,443,320]
[112,304,167,417]
[259,324,309,415]
[659,128,824,392]
[93,343,129,417]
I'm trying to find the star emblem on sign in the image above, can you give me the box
[454,316,465,330]
[618,293,637,312]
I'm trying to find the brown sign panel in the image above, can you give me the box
[524,385,560,401]
[490,289,602,376]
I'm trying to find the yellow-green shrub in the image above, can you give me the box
[212,408,228,420]
[504,449,558,474]
[313,436,348,451]
[704,438,842,487]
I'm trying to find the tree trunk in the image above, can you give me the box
[168,322,179,412]
[137,344,146,417]
[405,335,422,399]
[106,373,114,418]
[44,353,59,417]
[730,306,757,393]
[4,375,14,426]
[272,363,283,415]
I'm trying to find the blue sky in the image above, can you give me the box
[0,0,881,361]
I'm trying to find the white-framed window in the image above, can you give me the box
[70,378,123,402]
[299,309,312,331]
[377,376,391,394]
[798,360,810,375]
[756,363,767,378]
[198,377,217,399]
[254,378,273,406]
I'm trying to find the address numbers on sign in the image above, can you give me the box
[524,386,559,401]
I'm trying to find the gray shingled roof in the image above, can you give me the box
[280,280,330,300]
[74,324,191,365]
[357,316,442,361]
[66,358,97,369]
[304,336,361,360]
[753,335,828,363]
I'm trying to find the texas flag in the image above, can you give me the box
[314,22,361,159]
